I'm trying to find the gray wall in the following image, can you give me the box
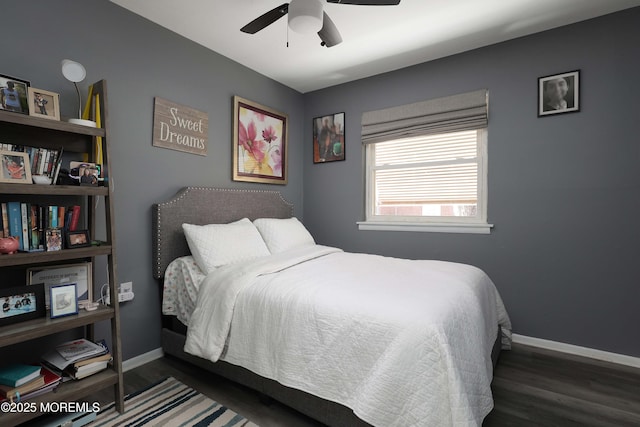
[2,1,638,361]
[1,0,304,359]
[303,8,640,357]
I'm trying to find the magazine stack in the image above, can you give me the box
[41,338,112,380]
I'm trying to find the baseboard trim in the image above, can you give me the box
[123,347,164,372]
[123,338,640,373]
[512,334,640,369]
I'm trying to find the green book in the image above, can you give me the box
[0,364,41,387]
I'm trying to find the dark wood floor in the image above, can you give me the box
[484,344,640,427]
[83,343,640,427]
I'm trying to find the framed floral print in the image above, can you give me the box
[233,96,288,185]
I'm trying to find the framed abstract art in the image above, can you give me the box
[313,112,345,163]
[233,96,288,185]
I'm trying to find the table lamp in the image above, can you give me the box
[61,59,96,127]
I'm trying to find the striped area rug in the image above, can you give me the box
[93,376,259,426]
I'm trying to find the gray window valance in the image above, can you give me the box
[361,89,488,145]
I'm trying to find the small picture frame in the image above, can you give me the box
[28,87,60,121]
[66,230,91,248]
[0,284,46,326]
[313,112,345,163]
[0,74,30,115]
[0,150,32,184]
[50,283,78,319]
[70,161,100,186]
[538,70,580,117]
[46,228,63,251]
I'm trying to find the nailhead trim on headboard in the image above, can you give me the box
[152,187,294,279]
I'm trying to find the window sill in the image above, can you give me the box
[356,221,493,234]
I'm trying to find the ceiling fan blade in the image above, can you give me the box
[318,12,342,47]
[326,0,400,5]
[240,3,289,34]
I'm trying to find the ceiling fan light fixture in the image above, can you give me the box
[288,0,323,34]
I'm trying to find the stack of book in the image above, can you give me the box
[0,202,81,250]
[0,364,62,403]
[41,339,112,380]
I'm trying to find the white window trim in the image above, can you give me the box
[359,129,492,234]
[357,221,493,234]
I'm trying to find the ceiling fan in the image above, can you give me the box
[240,0,401,48]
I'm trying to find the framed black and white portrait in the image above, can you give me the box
[538,70,580,117]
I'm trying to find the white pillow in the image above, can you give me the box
[253,217,315,254]
[182,218,270,273]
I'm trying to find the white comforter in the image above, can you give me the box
[185,245,511,427]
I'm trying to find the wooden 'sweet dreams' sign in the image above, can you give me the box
[152,97,208,156]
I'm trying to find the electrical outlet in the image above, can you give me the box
[120,281,133,293]
[104,285,135,305]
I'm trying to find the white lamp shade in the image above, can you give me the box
[288,0,323,34]
[61,59,87,83]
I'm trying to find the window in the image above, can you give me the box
[358,90,492,234]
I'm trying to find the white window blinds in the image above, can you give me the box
[374,130,479,206]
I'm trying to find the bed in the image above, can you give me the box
[153,186,511,427]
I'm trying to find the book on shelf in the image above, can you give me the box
[73,352,113,368]
[51,147,64,185]
[42,339,108,372]
[68,205,81,231]
[0,366,62,403]
[20,202,44,252]
[1,202,9,238]
[0,375,45,403]
[49,205,58,228]
[42,341,110,381]
[0,364,41,387]
[6,201,23,250]
[0,202,83,251]
[56,338,106,362]
[65,359,110,380]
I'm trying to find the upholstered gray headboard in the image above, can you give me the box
[152,187,294,279]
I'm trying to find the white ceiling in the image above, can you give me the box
[110,0,640,93]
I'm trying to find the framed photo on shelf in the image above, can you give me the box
[538,70,580,117]
[50,283,78,319]
[0,74,30,115]
[27,87,60,121]
[46,228,62,251]
[70,161,100,186]
[0,150,32,184]
[313,112,345,163]
[233,96,288,185]
[0,284,46,326]
[66,229,91,248]
[27,262,93,307]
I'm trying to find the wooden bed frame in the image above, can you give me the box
[152,187,501,427]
